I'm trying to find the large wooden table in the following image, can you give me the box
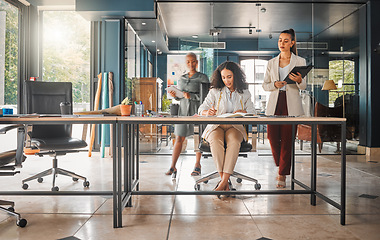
[0,115,347,228]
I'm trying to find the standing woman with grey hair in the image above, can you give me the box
[262,28,307,188]
[166,52,209,177]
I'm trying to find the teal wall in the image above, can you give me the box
[76,0,154,11]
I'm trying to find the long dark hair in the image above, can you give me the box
[281,28,298,55]
[210,61,248,93]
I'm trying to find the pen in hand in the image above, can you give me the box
[207,106,217,116]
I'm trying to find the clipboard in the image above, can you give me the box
[166,85,184,98]
[284,65,312,84]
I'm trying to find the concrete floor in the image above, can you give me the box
[0,135,379,240]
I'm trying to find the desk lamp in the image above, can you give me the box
[322,80,345,118]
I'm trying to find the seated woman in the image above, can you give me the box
[198,61,255,192]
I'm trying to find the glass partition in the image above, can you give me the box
[0,0,18,113]
[130,1,364,153]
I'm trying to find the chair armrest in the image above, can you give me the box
[0,124,24,134]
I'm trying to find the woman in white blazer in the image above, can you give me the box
[262,28,306,188]
[198,61,255,192]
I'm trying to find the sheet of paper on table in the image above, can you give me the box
[217,113,257,118]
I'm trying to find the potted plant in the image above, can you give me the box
[120,96,132,116]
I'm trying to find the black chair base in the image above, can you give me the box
[0,200,27,227]
[22,154,89,191]
[194,170,261,191]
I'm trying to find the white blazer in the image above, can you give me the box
[198,87,256,141]
[262,53,307,116]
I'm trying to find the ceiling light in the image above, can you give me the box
[152,40,156,43]
[261,8,266,13]
[192,35,199,39]
[142,22,146,26]
[157,49,160,52]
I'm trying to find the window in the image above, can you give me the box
[42,11,90,111]
[0,0,18,112]
[328,60,355,106]
[240,59,268,110]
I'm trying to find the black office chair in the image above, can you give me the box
[194,82,261,191]
[21,81,89,191]
[0,124,27,227]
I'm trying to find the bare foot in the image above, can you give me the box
[215,181,230,191]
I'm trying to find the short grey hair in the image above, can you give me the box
[186,52,197,59]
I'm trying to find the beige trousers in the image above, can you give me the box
[206,125,243,174]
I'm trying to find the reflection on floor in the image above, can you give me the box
[0,138,379,240]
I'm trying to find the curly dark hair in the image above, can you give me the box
[210,61,248,93]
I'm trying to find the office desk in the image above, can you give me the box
[117,116,347,227]
[0,116,123,228]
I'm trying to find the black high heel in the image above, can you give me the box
[165,168,177,178]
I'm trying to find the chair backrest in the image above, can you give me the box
[0,125,26,175]
[24,81,73,138]
[314,102,352,141]
[200,82,210,103]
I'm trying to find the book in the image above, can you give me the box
[166,85,184,98]
[284,65,313,84]
[217,113,256,118]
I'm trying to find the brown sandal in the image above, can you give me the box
[191,167,201,176]
[276,176,286,188]
[165,168,177,178]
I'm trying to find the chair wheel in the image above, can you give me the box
[17,218,27,228]
[83,181,90,187]
[255,183,261,190]
[194,184,200,191]
[72,177,79,182]
[22,183,29,190]
[37,177,43,183]
[8,207,15,212]
[52,186,59,191]
[203,180,208,184]
[236,178,242,183]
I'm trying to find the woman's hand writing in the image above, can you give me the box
[233,109,247,114]
[203,106,217,116]
[289,72,302,84]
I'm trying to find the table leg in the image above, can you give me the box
[113,123,117,228]
[291,124,295,190]
[123,123,128,194]
[311,123,317,206]
[341,121,346,225]
[117,123,123,227]
[136,124,140,191]
[127,124,132,207]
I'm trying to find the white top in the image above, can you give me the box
[279,64,290,91]
[262,53,307,116]
[225,87,237,113]
[198,87,256,141]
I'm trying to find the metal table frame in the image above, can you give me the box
[0,116,123,228]
[117,116,346,228]
[0,116,347,228]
